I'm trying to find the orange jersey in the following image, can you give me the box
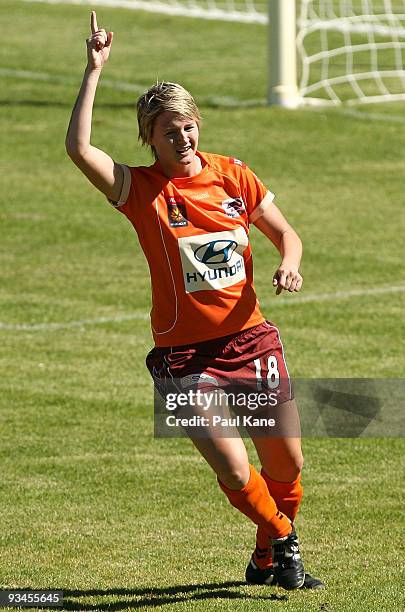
[113,151,274,347]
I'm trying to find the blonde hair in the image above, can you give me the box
[136,82,202,152]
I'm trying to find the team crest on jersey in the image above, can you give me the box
[166,196,188,227]
[230,158,246,169]
[221,197,246,218]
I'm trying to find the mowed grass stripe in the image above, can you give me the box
[0,67,265,108]
[1,284,404,331]
[4,67,405,118]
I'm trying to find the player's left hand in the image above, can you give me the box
[272,264,303,295]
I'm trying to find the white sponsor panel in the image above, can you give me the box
[178,227,249,293]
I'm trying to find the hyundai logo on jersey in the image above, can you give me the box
[194,240,238,265]
[178,228,249,294]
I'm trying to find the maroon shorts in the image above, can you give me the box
[146,320,292,406]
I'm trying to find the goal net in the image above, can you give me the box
[33,0,405,105]
[298,1,405,105]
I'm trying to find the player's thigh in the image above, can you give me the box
[189,434,250,490]
[171,387,250,489]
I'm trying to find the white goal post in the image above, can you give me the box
[269,0,300,107]
[27,0,405,106]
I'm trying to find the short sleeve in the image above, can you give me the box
[238,163,275,222]
[108,164,132,208]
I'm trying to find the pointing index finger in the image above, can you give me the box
[91,11,98,34]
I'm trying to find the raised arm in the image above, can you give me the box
[65,11,124,202]
[253,202,303,295]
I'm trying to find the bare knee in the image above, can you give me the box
[191,435,250,490]
[218,463,250,490]
[264,451,304,482]
[253,435,304,483]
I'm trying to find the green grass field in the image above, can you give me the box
[1,1,404,610]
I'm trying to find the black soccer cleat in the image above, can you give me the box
[300,573,325,589]
[245,557,276,585]
[271,529,305,590]
[245,557,325,589]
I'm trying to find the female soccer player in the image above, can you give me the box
[66,12,324,591]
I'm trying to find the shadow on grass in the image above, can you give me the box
[60,583,288,609]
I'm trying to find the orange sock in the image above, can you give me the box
[262,470,304,520]
[218,464,291,540]
[253,470,303,569]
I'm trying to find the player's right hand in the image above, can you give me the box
[86,11,113,70]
